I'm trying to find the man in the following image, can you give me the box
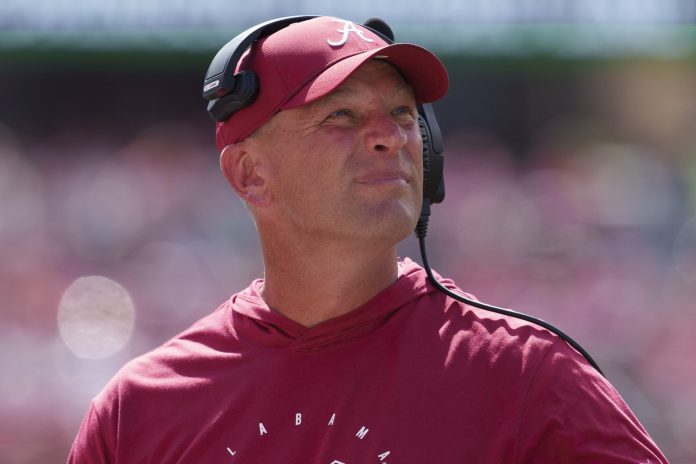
[69,16,668,463]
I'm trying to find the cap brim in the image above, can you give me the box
[281,43,448,110]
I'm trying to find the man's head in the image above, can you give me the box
[211,16,448,247]
[212,16,448,149]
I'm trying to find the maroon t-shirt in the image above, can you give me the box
[68,259,667,463]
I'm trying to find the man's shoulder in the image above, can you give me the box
[394,261,564,363]
[410,281,572,374]
[407,286,612,404]
[417,282,559,344]
[403,262,556,341]
[95,300,237,404]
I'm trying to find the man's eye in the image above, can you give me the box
[329,109,351,118]
[393,106,416,118]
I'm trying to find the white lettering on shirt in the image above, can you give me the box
[259,422,268,436]
[327,20,374,46]
[378,451,390,460]
[356,426,369,439]
[330,461,346,464]
[226,447,236,456]
[328,413,336,426]
[295,413,302,426]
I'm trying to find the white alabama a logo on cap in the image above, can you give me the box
[327,20,374,46]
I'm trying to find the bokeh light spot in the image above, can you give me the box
[57,276,135,359]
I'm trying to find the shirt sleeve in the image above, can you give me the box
[516,339,669,463]
[67,401,114,464]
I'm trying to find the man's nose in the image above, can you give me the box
[364,113,408,156]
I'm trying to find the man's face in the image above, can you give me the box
[249,60,424,247]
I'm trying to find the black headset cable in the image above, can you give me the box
[415,202,605,377]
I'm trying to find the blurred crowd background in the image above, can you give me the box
[2,1,696,462]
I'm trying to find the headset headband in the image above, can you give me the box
[203,15,318,102]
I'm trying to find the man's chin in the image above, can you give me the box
[361,204,420,242]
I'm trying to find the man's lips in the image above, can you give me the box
[355,171,412,185]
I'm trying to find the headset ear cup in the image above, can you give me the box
[207,71,260,121]
[430,148,445,204]
[203,15,318,121]
[418,114,445,204]
[419,115,433,200]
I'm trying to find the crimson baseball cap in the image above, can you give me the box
[215,16,449,149]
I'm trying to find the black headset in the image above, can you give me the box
[203,16,603,376]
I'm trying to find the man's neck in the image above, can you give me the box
[259,239,400,328]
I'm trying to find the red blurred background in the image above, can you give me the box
[2,3,695,462]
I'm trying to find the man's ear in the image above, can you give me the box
[220,143,272,207]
